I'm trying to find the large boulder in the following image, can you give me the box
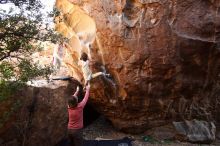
[0,80,81,146]
[173,120,216,143]
[55,0,220,133]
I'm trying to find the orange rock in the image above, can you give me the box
[55,0,220,133]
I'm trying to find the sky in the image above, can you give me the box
[41,0,56,24]
[0,0,56,26]
[0,0,56,17]
[41,0,56,15]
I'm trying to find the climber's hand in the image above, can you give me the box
[86,83,90,90]
[76,86,79,92]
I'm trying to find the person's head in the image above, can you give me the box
[68,96,78,108]
[80,52,88,61]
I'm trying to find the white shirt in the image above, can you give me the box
[78,60,92,80]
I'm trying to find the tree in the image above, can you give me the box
[0,0,40,7]
[0,0,60,100]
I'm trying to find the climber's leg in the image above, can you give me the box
[91,72,106,79]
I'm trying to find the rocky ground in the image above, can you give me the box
[83,116,219,146]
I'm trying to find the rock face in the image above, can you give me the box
[55,0,220,133]
[173,120,216,143]
[0,80,80,146]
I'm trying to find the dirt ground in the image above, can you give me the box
[83,116,219,146]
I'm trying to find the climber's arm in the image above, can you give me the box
[78,84,90,107]
[73,86,79,97]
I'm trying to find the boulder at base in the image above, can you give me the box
[173,119,216,143]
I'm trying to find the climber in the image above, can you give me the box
[67,84,90,146]
[78,52,110,86]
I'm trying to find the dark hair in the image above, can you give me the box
[68,96,78,108]
[80,52,88,61]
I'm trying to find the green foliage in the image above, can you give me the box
[18,59,52,82]
[49,7,60,19]
[0,58,53,100]
[0,0,59,100]
[0,80,20,101]
[0,0,39,7]
[0,62,14,79]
